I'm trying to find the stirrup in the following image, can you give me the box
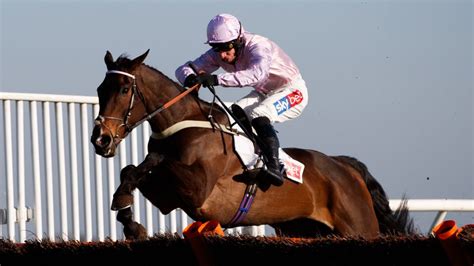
[263,167,284,186]
[233,168,260,184]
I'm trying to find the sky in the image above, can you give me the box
[1,0,472,236]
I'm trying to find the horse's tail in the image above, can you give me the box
[333,156,415,235]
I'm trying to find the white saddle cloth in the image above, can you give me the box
[221,102,305,184]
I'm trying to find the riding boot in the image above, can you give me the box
[252,117,284,186]
[231,104,253,135]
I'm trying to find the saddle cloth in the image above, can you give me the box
[220,102,305,184]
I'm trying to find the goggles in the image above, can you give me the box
[210,41,236,52]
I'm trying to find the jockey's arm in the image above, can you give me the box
[175,51,220,85]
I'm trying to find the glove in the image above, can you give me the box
[183,74,199,88]
[196,74,218,88]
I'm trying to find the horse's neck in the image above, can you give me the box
[140,66,204,133]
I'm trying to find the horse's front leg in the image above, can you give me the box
[111,152,163,210]
[117,207,147,240]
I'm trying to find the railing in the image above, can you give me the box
[389,199,473,234]
[0,92,264,243]
[1,92,473,243]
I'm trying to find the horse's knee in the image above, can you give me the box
[120,164,137,182]
[144,153,163,166]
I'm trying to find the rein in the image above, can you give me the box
[98,69,258,228]
[95,70,199,143]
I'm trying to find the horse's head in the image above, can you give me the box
[91,49,150,157]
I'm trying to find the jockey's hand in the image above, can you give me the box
[183,74,199,88]
[197,74,218,88]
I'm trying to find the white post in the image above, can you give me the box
[257,225,266,236]
[56,102,68,241]
[68,103,80,241]
[146,200,154,237]
[93,105,104,241]
[170,209,177,233]
[43,102,55,241]
[158,209,166,234]
[30,101,43,240]
[81,103,92,241]
[17,101,26,242]
[107,158,117,240]
[4,100,15,242]
[429,211,448,235]
[95,153,104,241]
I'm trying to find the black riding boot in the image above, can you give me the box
[252,117,284,186]
[231,104,253,137]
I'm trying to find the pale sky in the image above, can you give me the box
[1,0,472,235]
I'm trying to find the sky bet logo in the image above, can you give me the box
[273,89,303,115]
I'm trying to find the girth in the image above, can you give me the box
[150,119,259,227]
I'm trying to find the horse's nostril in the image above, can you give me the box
[103,135,112,146]
[96,135,112,147]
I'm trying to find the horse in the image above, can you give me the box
[91,49,414,240]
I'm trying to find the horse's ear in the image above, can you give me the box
[129,49,150,70]
[104,50,114,70]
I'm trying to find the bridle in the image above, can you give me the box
[94,69,199,144]
[94,70,144,144]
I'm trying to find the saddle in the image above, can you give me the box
[227,104,304,185]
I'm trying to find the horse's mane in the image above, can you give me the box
[116,54,182,89]
[116,54,223,115]
[145,65,184,92]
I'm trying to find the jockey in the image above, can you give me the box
[175,13,309,187]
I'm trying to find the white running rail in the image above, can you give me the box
[389,199,474,234]
[1,92,473,243]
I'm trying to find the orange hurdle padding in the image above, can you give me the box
[432,220,472,266]
[183,220,224,266]
[183,221,210,266]
[183,221,203,239]
[198,220,225,236]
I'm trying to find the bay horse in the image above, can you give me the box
[91,50,414,239]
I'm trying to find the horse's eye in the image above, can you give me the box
[120,86,129,94]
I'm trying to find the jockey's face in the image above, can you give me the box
[218,48,236,64]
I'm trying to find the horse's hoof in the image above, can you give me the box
[111,193,134,211]
[124,222,148,240]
